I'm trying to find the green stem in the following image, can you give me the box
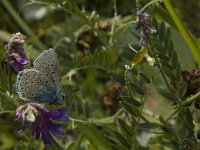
[109,0,117,45]
[166,91,200,121]
[148,39,181,104]
[124,68,133,98]
[0,110,15,115]
[141,0,162,12]
[69,108,124,125]
[180,91,200,107]
[137,76,154,124]
[50,134,65,150]
[1,0,46,50]
[163,0,200,65]
[114,20,136,34]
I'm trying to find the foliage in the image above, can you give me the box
[0,0,200,150]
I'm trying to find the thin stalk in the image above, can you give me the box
[166,91,200,121]
[109,0,117,45]
[0,110,15,115]
[141,0,162,12]
[147,39,181,104]
[163,0,200,65]
[50,134,65,150]
[69,108,124,125]
[114,20,136,33]
[124,68,133,98]
[137,76,154,124]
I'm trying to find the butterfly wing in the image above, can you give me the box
[33,49,63,103]
[16,69,57,104]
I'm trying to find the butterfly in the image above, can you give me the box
[16,48,64,104]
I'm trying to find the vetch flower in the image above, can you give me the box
[145,54,155,66]
[5,32,28,72]
[16,103,68,146]
[135,11,157,46]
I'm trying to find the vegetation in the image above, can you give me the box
[0,0,200,149]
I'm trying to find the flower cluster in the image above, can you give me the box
[16,103,68,146]
[135,11,156,66]
[5,32,28,72]
[135,11,157,46]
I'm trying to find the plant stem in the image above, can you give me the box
[141,0,162,12]
[0,110,15,115]
[181,91,200,107]
[69,108,124,125]
[137,76,154,124]
[166,91,200,121]
[163,0,200,65]
[114,20,136,33]
[148,39,181,104]
[124,68,133,98]
[109,0,117,45]
[51,134,65,150]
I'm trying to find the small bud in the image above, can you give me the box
[145,54,155,66]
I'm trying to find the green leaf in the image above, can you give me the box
[176,108,194,141]
[130,83,144,95]
[138,122,161,130]
[175,63,181,80]
[167,40,174,58]
[162,65,174,78]
[178,83,187,99]
[118,118,132,136]
[165,27,171,48]
[114,131,132,149]
[153,40,166,53]
[156,87,178,102]
[158,53,169,63]
[78,125,111,150]
[112,74,125,84]
[139,73,151,84]
[121,101,140,117]
[122,97,141,107]
[159,22,165,41]
[171,51,178,68]
[130,67,138,75]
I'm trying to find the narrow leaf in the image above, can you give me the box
[130,83,144,95]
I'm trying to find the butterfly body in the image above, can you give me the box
[16,49,64,104]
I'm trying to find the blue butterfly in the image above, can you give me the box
[16,49,64,104]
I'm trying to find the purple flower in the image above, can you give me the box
[16,103,68,146]
[135,11,156,46]
[5,32,28,72]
